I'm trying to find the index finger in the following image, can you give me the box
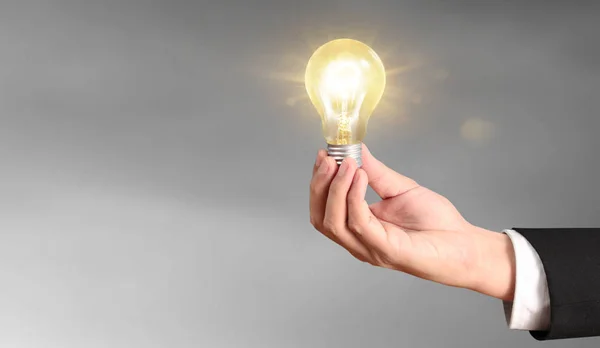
[361,144,419,199]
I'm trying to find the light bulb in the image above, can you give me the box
[305,38,386,167]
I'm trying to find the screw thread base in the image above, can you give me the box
[327,143,362,167]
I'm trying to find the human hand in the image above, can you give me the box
[309,144,515,301]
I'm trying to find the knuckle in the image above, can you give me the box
[349,251,367,263]
[373,251,394,268]
[365,252,378,266]
[322,219,337,235]
[347,218,362,234]
[371,253,383,266]
[309,216,319,229]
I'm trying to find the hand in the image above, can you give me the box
[309,144,516,301]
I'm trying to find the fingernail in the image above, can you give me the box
[353,171,361,183]
[338,159,348,176]
[318,160,329,174]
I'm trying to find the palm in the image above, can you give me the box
[366,185,478,287]
[369,186,467,233]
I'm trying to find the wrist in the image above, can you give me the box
[467,225,516,301]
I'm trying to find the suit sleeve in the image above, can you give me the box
[502,229,550,331]
[512,228,600,340]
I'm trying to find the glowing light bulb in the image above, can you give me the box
[305,38,386,166]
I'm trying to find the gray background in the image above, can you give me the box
[0,0,599,347]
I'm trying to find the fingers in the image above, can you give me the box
[347,168,390,257]
[361,143,420,200]
[322,158,372,261]
[313,149,328,176]
[309,154,337,238]
[323,158,356,232]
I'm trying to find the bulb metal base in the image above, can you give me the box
[327,143,362,167]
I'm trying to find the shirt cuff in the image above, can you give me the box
[501,229,551,331]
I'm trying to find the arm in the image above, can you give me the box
[308,144,599,340]
[472,228,552,333]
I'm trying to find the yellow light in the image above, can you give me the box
[305,38,386,166]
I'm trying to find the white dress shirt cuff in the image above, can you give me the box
[501,229,551,331]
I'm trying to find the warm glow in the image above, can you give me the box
[321,60,363,100]
[305,38,386,145]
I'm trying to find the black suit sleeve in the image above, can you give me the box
[512,228,600,340]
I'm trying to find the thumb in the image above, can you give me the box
[361,143,419,199]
